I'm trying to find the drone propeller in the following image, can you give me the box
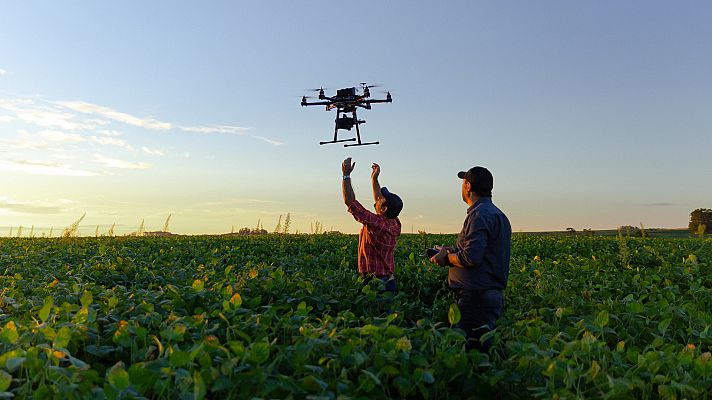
[306,87,330,92]
[360,83,382,88]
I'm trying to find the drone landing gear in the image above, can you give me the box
[344,141,379,147]
[320,138,355,145]
[319,109,379,147]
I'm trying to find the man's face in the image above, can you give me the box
[374,196,388,216]
[461,179,470,203]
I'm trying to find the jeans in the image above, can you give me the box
[453,288,504,353]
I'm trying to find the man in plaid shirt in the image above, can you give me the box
[341,157,403,293]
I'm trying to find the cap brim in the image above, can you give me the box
[457,171,466,179]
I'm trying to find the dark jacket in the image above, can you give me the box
[449,197,511,290]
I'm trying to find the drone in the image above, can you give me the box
[301,83,392,147]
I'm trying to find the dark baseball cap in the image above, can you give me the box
[380,187,403,219]
[457,166,493,197]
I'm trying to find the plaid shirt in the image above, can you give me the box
[348,200,401,277]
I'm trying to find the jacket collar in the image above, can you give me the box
[467,197,492,214]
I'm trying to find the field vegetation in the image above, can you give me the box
[0,234,710,399]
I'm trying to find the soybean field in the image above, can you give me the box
[0,234,711,399]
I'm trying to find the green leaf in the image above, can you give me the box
[0,322,19,344]
[80,290,93,308]
[588,360,601,380]
[361,324,379,335]
[0,370,11,392]
[39,296,53,322]
[421,370,435,384]
[249,342,270,364]
[68,355,88,369]
[595,310,609,328]
[448,303,461,326]
[302,375,328,392]
[5,357,25,372]
[169,350,191,368]
[192,279,204,291]
[107,362,130,390]
[657,318,672,336]
[193,371,207,400]
[108,297,119,309]
[53,326,72,349]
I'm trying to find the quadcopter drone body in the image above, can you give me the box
[301,83,392,147]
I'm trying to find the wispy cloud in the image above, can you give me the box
[91,135,134,150]
[0,196,66,215]
[37,130,85,143]
[0,115,13,122]
[0,99,91,131]
[0,69,7,76]
[142,146,164,156]
[56,101,171,131]
[180,125,248,135]
[0,159,98,176]
[253,135,285,146]
[93,154,151,170]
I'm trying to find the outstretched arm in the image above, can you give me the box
[342,158,356,206]
[371,163,384,202]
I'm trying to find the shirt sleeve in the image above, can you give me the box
[455,212,489,268]
[348,200,383,229]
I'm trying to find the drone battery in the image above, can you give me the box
[337,88,356,97]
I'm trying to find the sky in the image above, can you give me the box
[1,1,711,235]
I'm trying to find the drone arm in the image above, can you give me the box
[363,98,392,104]
[301,101,332,107]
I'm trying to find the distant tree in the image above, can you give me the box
[566,227,576,234]
[689,208,712,234]
[238,227,252,235]
[618,225,643,237]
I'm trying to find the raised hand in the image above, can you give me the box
[342,157,355,175]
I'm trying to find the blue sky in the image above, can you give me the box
[1,1,710,235]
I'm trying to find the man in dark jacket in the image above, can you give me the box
[430,166,511,353]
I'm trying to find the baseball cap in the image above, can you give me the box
[380,187,403,219]
[457,166,493,197]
